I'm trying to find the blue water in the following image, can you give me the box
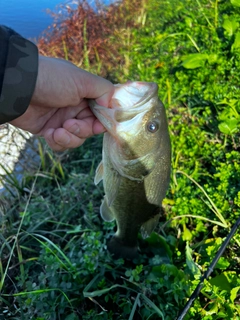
[0,0,114,40]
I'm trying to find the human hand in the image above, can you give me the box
[10,56,114,151]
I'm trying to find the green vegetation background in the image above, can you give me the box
[0,0,240,319]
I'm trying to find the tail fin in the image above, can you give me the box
[107,236,138,259]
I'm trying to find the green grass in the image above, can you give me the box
[0,0,240,319]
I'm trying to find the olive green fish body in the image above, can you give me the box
[105,174,160,258]
[90,81,171,258]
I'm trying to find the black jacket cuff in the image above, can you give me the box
[0,26,38,124]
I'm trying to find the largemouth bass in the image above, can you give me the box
[90,81,171,259]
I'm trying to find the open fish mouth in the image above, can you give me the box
[110,81,158,110]
[89,81,158,133]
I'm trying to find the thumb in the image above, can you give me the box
[75,69,115,107]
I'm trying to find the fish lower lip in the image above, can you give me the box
[90,105,115,132]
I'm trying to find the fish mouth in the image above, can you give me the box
[110,81,158,110]
[89,81,158,133]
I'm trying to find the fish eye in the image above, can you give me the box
[147,121,159,133]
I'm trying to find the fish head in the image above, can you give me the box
[90,81,169,162]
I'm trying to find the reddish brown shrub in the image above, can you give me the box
[37,0,144,79]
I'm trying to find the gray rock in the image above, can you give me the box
[0,124,40,202]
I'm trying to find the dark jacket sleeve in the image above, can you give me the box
[0,26,38,124]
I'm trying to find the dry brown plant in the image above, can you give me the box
[37,0,145,79]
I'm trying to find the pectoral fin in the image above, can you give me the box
[100,196,114,222]
[94,161,104,185]
[141,213,161,239]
